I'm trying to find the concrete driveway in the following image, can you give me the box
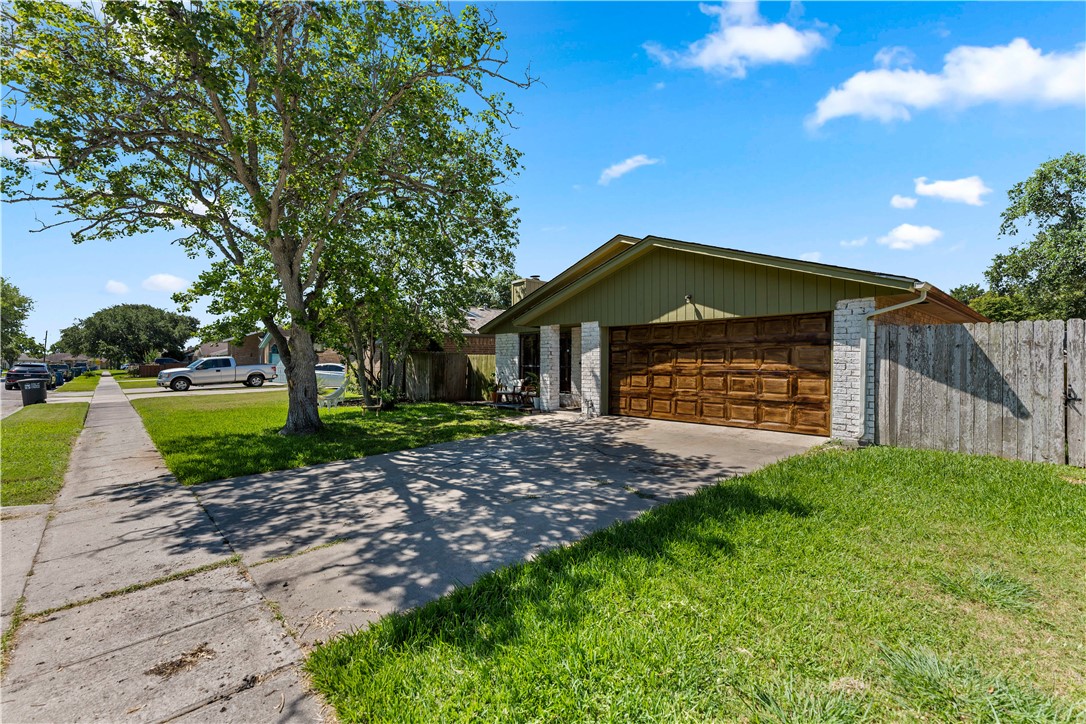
[193,416,822,644]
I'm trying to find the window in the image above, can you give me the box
[519,333,539,382]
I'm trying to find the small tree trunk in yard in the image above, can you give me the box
[281,324,323,435]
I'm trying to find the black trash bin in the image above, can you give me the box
[20,378,48,405]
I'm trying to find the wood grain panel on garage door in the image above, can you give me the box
[609,312,831,435]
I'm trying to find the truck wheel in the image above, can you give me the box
[170,377,191,392]
[246,374,265,388]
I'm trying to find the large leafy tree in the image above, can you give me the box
[985,152,1086,320]
[323,197,515,408]
[467,269,518,309]
[2,1,530,433]
[55,304,199,365]
[1,277,36,367]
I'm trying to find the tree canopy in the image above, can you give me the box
[3,0,530,432]
[55,304,199,364]
[467,270,518,310]
[1,277,36,367]
[985,151,1086,320]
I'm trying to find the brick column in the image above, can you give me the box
[539,325,561,412]
[580,321,602,419]
[831,297,876,442]
[496,333,519,389]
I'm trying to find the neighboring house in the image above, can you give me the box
[481,234,986,442]
[428,307,502,355]
[20,353,95,364]
[257,329,344,381]
[187,331,264,365]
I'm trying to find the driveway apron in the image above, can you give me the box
[1,374,324,723]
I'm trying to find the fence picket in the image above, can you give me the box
[1016,321,1034,461]
[960,324,974,454]
[948,325,962,452]
[1047,320,1067,464]
[1068,319,1085,467]
[1001,321,1017,460]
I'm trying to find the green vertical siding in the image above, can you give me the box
[530,247,885,327]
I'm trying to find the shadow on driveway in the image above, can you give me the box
[190,416,820,643]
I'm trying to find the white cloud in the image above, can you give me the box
[653,81,666,91]
[877,224,943,250]
[890,194,918,209]
[840,236,868,248]
[799,251,823,262]
[914,175,991,206]
[874,45,915,69]
[104,280,129,294]
[142,273,188,293]
[598,154,661,185]
[810,38,1085,127]
[1,138,51,166]
[644,1,828,79]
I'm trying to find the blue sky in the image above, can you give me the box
[2,1,1084,345]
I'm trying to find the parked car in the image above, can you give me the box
[5,363,55,390]
[49,363,72,381]
[154,357,180,365]
[72,362,88,376]
[157,356,278,392]
[315,363,346,389]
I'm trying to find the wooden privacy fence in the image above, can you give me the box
[875,319,1085,467]
[404,352,495,402]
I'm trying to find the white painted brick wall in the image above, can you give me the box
[832,297,876,442]
[581,321,601,419]
[539,324,561,412]
[496,333,519,389]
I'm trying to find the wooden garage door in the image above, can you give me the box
[609,312,831,435]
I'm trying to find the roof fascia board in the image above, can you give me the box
[647,236,919,289]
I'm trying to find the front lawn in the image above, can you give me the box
[1,403,89,505]
[115,377,160,389]
[132,394,522,484]
[57,371,100,393]
[307,447,1086,723]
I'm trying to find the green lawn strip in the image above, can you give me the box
[57,371,101,393]
[131,394,522,485]
[305,447,1086,723]
[115,378,161,389]
[1,403,90,505]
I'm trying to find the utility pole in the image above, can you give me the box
[42,330,48,364]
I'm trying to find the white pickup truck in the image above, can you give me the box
[157,357,278,392]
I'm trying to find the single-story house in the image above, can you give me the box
[258,330,344,380]
[424,307,502,355]
[480,234,986,442]
[187,331,264,364]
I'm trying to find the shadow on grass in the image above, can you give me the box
[313,480,811,661]
[143,402,523,485]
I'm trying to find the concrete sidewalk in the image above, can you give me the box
[1,374,325,722]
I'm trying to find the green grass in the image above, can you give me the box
[57,371,100,393]
[115,377,160,389]
[0,403,89,505]
[305,447,1086,723]
[131,394,522,484]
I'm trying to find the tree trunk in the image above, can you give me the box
[280,324,323,435]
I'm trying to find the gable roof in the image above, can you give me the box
[481,234,984,333]
[478,234,640,334]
